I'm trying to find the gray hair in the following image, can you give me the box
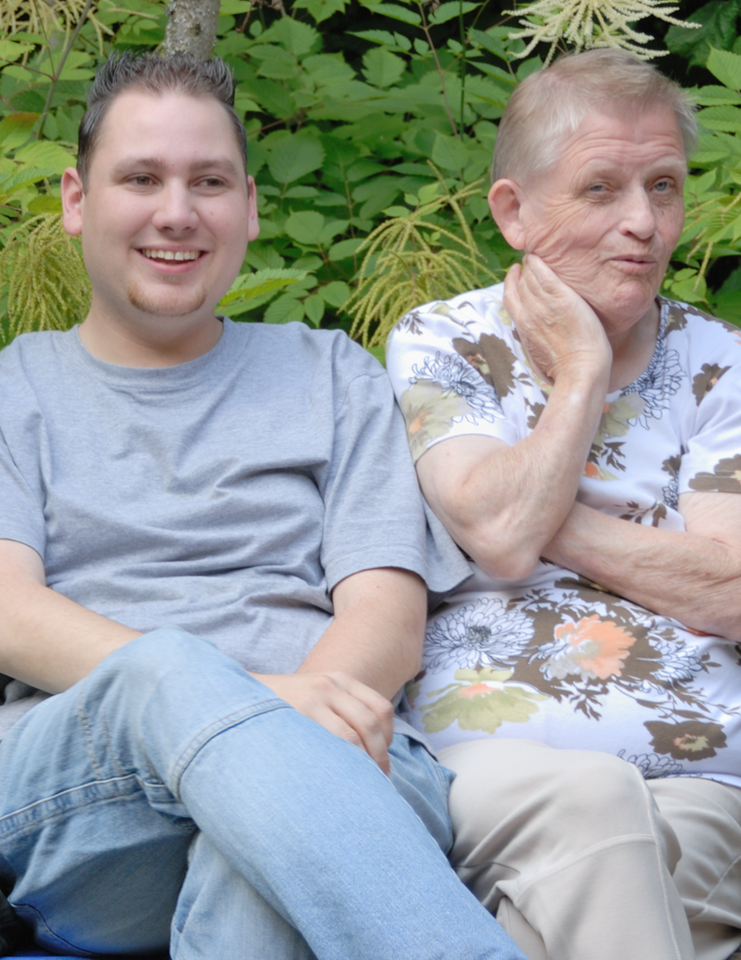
[492,49,698,183]
[77,52,247,188]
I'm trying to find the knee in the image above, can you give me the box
[445,740,659,842]
[84,628,227,706]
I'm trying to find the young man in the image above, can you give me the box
[0,54,525,960]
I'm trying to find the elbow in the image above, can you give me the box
[463,524,544,582]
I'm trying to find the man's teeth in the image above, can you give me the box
[142,249,200,261]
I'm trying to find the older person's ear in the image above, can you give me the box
[488,179,527,250]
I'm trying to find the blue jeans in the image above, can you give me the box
[0,629,524,960]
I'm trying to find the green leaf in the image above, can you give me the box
[0,39,34,63]
[264,294,306,324]
[321,281,351,307]
[697,104,741,133]
[262,18,320,56]
[429,2,478,25]
[368,3,421,24]
[218,0,252,12]
[0,112,38,150]
[362,48,406,88]
[694,85,741,106]
[253,46,298,80]
[284,210,326,244]
[219,269,306,306]
[15,140,76,175]
[431,132,471,171]
[302,54,355,85]
[303,293,325,326]
[267,134,325,183]
[292,0,348,23]
[666,1,739,66]
[26,195,62,213]
[707,47,741,92]
[329,237,364,260]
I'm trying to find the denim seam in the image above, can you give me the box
[0,773,179,839]
[169,698,291,798]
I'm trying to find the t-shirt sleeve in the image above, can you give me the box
[319,337,471,597]
[385,292,519,463]
[679,348,741,497]
[0,351,47,558]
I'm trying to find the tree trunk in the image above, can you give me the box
[163,0,222,61]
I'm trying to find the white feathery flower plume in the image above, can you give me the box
[506,0,701,65]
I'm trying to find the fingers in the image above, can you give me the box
[503,255,611,383]
[253,671,394,774]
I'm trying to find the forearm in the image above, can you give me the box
[0,575,140,693]
[544,502,741,640]
[297,568,426,698]
[424,368,608,581]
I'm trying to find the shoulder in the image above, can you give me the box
[0,329,72,389]
[234,322,384,376]
[663,297,741,349]
[389,283,506,344]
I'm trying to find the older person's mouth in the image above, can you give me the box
[611,255,657,274]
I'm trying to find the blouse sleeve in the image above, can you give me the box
[385,286,524,463]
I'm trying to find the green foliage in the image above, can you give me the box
[0,213,90,339]
[347,175,498,347]
[665,45,741,322]
[0,0,739,338]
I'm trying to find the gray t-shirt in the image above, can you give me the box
[0,318,470,736]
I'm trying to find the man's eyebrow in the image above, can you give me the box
[110,157,243,178]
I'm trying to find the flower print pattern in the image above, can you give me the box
[398,380,470,460]
[692,363,730,405]
[423,598,535,671]
[661,454,681,510]
[537,615,636,682]
[418,667,547,735]
[388,290,741,777]
[689,453,741,494]
[587,393,646,477]
[627,319,684,428]
[410,352,503,423]
[645,719,727,761]
[617,751,685,779]
[648,637,704,687]
[452,333,522,401]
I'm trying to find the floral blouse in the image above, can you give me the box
[386,283,741,786]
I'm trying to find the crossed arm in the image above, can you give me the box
[0,539,425,773]
[416,256,741,642]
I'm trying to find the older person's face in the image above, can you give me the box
[493,107,687,341]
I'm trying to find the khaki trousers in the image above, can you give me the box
[440,740,741,960]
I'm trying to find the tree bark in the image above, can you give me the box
[163,0,222,61]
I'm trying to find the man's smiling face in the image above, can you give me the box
[494,107,687,342]
[63,88,258,349]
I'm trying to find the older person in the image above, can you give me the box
[387,49,741,960]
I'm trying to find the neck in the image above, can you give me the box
[78,308,224,368]
[606,300,660,393]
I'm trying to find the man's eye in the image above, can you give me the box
[654,179,671,192]
[200,177,225,188]
[130,175,154,186]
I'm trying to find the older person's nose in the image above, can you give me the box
[152,181,198,233]
[619,187,657,239]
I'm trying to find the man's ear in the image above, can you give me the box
[61,167,84,237]
[488,178,527,250]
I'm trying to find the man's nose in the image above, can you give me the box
[152,182,198,232]
[620,187,657,240]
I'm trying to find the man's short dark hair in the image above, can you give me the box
[77,52,248,188]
